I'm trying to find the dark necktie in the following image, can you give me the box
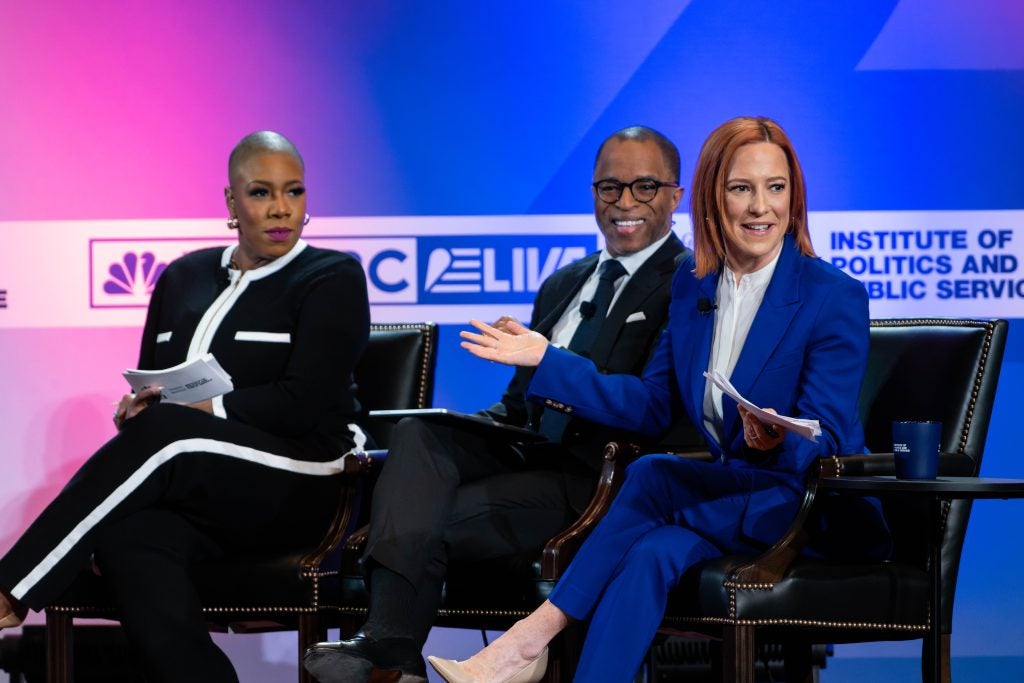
[539,258,627,442]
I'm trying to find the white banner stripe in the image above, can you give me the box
[2,212,1023,327]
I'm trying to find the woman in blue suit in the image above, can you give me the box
[428,116,888,683]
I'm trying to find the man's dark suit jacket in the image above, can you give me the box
[482,233,703,486]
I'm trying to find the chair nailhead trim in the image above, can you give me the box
[660,615,929,631]
[370,323,435,408]
[723,581,774,591]
[871,318,995,458]
[53,605,322,614]
[325,606,368,615]
[54,574,322,615]
[436,609,533,617]
[202,606,317,614]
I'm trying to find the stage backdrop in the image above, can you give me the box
[1,2,1023,681]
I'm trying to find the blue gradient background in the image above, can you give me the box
[1,1,1022,680]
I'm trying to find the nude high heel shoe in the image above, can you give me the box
[427,647,547,683]
[0,604,26,630]
[0,613,23,629]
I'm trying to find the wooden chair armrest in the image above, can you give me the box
[670,449,715,462]
[540,443,714,579]
[541,441,636,579]
[727,450,975,586]
[299,451,386,571]
[728,456,841,585]
[340,524,371,575]
[835,451,975,477]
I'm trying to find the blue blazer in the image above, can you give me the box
[529,236,876,548]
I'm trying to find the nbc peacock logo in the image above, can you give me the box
[90,237,229,309]
[103,251,167,297]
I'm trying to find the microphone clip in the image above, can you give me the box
[697,298,717,315]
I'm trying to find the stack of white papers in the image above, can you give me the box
[703,370,821,442]
[124,353,234,404]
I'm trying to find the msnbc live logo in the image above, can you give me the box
[416,235,596,305]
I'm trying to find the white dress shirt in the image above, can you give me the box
[702,247,783,447]
[549,231,673,348]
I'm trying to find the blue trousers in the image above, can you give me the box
[549,454,800,682]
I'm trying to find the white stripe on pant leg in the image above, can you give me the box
[11,437,348,600]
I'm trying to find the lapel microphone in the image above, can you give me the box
[579,301,597,319]
[697,298,717,315]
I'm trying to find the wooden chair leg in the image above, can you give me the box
[298,612,325,683]
[782,640,814,683]
[542,630,562,683]
[940,634,952,683]
[339,613,361,640]
[921,634,952,683]
[543,622,583,683]
[722,625,755,683]
[45,610,73,683]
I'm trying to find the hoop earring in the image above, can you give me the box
[227,217,239,230]
[303,213,311,226]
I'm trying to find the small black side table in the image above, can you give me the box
[819,476,1024,683]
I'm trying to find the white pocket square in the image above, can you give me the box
[625,312,646,323]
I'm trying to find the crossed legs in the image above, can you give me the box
[304,417,585,682]
[429,454,778,682]
[362,418,580,642]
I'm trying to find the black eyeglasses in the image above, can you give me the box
[592,177,679,204]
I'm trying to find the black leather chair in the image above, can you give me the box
[332,318,1007,683]
[44,322,438,683]
[630,317,1005,682]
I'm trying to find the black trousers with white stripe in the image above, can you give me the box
[0,403,344,680]
[95,509,239,682]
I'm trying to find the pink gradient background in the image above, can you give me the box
[1,1,1023,676]
[0,0,397,561]
[0,329,138,554]
[0,2,397,220]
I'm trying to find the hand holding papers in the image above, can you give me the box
[124,354,233,404]
[703,370,821,442]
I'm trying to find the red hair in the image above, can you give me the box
[689,117,814,278]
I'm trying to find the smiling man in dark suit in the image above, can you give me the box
[304,126,701,683]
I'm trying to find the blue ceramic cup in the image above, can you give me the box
[892,421,942,479]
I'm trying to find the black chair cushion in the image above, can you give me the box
[337,557,555,619]
[51,548,319,614]
[668,555,929,632]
